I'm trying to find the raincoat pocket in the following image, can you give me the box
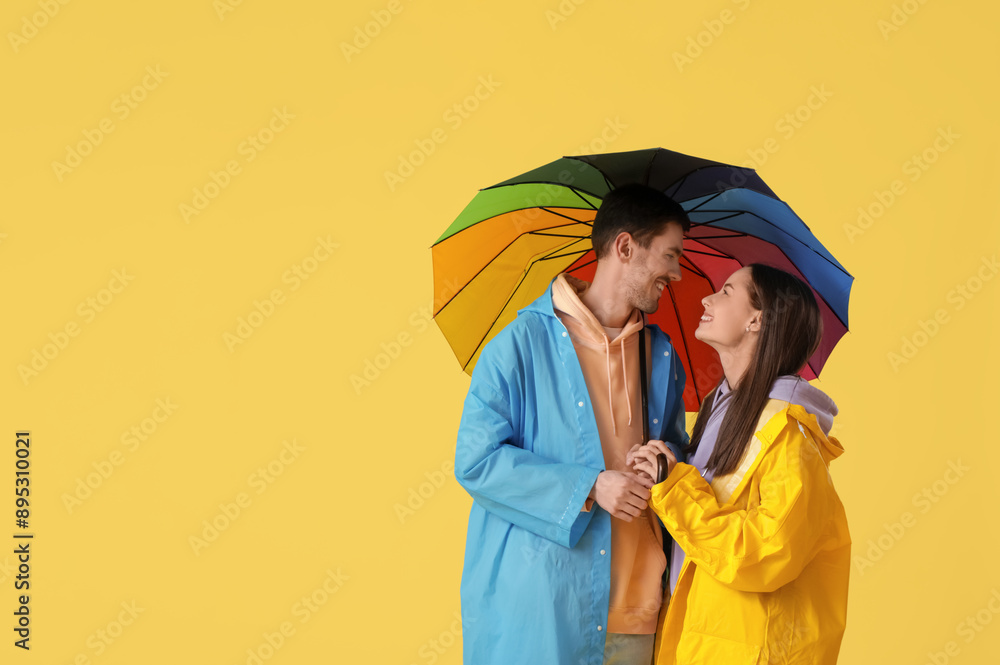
[675,630,762,664]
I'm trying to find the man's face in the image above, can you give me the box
[622,221,685,314]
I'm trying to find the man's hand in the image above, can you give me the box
[627,441,677,483]
[589,470,653,522]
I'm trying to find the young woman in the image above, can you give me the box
[629,263,851,664]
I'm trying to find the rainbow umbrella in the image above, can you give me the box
[431,147,852,411]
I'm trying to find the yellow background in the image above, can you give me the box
[2,0,997,662]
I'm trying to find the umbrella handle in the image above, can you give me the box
[655,453,669,484]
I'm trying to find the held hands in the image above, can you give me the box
[589,470,653,522]
[627,440,677,485]
[588,441,678,521]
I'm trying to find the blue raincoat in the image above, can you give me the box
[455,278,688,665]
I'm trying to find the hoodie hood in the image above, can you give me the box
[768,375,843,464]
[766,375,838,436]
[692,374,841,481]
[551,273,645,344]
[550,273,645,437]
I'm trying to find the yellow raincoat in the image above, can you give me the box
[649,400,851,664]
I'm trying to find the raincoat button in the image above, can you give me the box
[664,350,670,357]
[653,419,659,425]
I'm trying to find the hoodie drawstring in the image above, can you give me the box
[603,335,633,437]
[603,337,615,436]
[621,338,632,428]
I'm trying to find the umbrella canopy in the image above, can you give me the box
[432,147,852,411]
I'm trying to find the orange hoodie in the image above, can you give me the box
[551,273,666,635]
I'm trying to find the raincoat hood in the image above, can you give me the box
[706,375,842,460]
[692,375,842,483]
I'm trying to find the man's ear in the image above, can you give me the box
[613,231,633,262]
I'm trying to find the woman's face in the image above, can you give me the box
[694,267,761,351]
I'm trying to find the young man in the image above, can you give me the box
[455,184,691,665]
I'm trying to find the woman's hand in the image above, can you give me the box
[627,440,677,483]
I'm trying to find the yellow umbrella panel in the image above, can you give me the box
[432,206,597,373]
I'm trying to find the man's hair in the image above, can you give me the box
[590,184,690,260]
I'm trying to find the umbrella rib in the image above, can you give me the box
[463,254,572,370]
[432,197,598,248]
[480,180,607,202]
[679,165,781,199]
[440,231,591,317]
[537,206,596,224]
[529,231,591,239]
[537,237,589,261]
[692,217,853,322]
[689,212,743,227]
[687,232,749,239]
[434,215,592,315]
[665,173,689,198]
[685,237,743,270]
[694,233,851,329]
[569,155,617,192]
[686,191,724,211]
[568,186,601,210]
[680,256,712,281]
[567,257,597,274]
[642,150,657,185]
[540,249,590,262]
[694,207,851,275]
[682,247,734,260]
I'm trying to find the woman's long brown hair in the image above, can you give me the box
[684,264,824,476]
